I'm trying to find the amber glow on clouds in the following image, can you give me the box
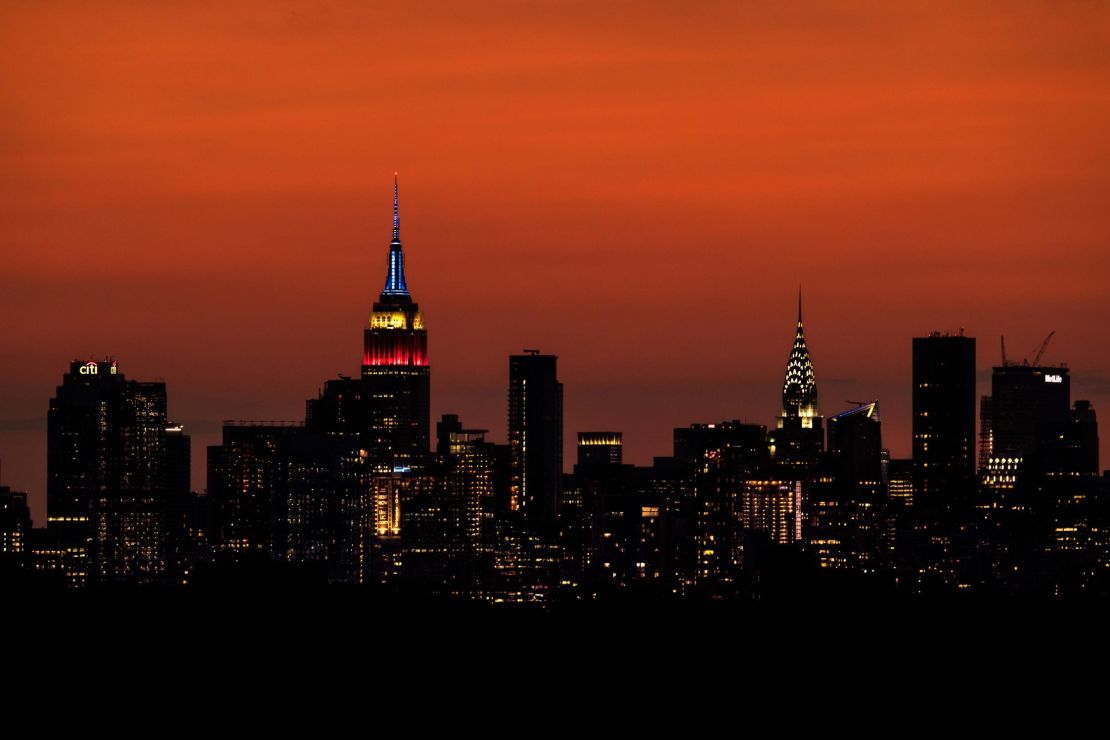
[2,1,1109,522]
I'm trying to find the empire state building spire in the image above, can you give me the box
[393,173,399,241]
[382,173,409,297]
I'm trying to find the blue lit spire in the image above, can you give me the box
[382,173,409,297]
[392,173,400,242]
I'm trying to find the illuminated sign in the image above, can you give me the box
[78,361,118,376]
[1045,374,1063,384]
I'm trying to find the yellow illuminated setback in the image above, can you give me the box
[577,433,623,447]
[370,310,424,330]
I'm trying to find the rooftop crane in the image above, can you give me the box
[1031,330,1055,367]
[1000,331,1056,367]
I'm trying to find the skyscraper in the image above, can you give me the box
[673,421,770,585]
[811,402,886,573]
[576,432,623,468]
[402,414,498,597]
[508,351,563,522]
[985,357,1102,595]
[827,401,883,484]
[991,363,1070,471]
[207,421,364,584]
[164,423,193,584]
[912,332,976,508]
[978,395,993,472]
[770,291,822,472]
[47,359,183,587]
[905,333,977,592]
[361,176,430,474]
[1064,400,1100,475]
[208,422,303,564]
[0,485,31,574]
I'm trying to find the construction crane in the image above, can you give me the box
[1031,330,1055,367]
[1001,331,1055,367]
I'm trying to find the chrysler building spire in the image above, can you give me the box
[782,286,818,419]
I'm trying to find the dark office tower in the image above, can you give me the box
[577,432,623,468]
[991,364,1070,471]
[283,432,365,584]
[811,402,885,574]
[770,291,823,472]
[306,376,366,435]
[405,415,497,597]
[47,360,172,587]
[0,486,31,574]
[827,402,883,483]
[164,423,192,584]
[1053,400,1102,594]
[361,176,430,474]
[165,425,191,500]
[569,462,661,593]
[673,421,770,586]
[508,351,563,521]
[912,332,976,507]
[208,423,303,564]
[1064,400,1099,475]
[209,422,364,584]
[979,396,993,473]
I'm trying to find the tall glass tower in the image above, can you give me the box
[508,352,563,522]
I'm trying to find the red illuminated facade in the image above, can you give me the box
[362,311,428,367]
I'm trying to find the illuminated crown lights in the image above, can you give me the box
[782,321,818,416]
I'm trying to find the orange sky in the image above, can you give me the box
[2,1,1109,524]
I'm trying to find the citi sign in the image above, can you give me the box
[79,362,117,376]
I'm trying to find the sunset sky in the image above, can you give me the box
[2,1,1109,524]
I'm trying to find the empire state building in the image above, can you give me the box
[361,176,430,473]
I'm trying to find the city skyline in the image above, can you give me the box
[3,1,1110,528]
[6,163,1103,599]
[1,180,1105,525]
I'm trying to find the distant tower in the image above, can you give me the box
[991,364,1070,470]
[979,395,993,472]
[912,332,976,509]
[361,176,431,473]
[508,352,563,521]
[577,432,623,468]
[771,289,823,471]
[827,402,883,483]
